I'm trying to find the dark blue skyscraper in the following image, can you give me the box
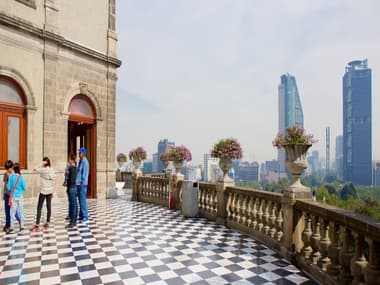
[343,60,372,185]
[157,139,175,172]
[278,74,304,172]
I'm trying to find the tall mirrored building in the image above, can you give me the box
[343,60,372,185]
[157,139,175,172]
[278,74,304,172]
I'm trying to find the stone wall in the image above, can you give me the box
[0,0,121,200]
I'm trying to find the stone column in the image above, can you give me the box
[172,175,184,210]
[281,184,312,258]
[131,172,142,201]
[215,178,235,225]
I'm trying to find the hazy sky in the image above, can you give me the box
[116,0,379,165]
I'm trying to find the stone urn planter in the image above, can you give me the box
[116,153,128,169]
[284,144,311,188]
[132,159,142,174]
[173,161,184,176]
[219,158,233,181]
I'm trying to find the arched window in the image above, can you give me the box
[69,95,95,123]
[0,76,26,168]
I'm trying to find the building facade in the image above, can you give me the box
[335,135,343,180]
[0,0,121,199]
[203,153,219,182]
[236,162,259,184]
[278,73,304,172]
[343,60,372,185]
[157,139,175,172]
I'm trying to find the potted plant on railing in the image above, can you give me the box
[160,152,170,171]
[129,147,147,174]
[168,145,192,176]
[211,138,243,182]
[273,126,316,189]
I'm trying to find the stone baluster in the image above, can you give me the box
[230,193,237,222]
[226,192,232,221]
[257,199,264,232]
[263,201,270,235]
[327,222,342,278]
[269,202,277,239]
[251,197,258,230]
[339,227,354,284]
[240,196,247,225]
[246,197,253,228]
[199,188,205,210]
[350,232,367,285]
[236,195,242,223]
[311,215,321,264]
[212,190,218,214]
[301,212,313,260]
[318,219,331,271]
[275,204,283,242]
[364,238,380,285]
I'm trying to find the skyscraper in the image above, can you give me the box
[326,127,330,174]
[343,60,372,185]
[203,153,219,182]
[157,139,175,172]
[335,135,343,180]
[278,74,304,172]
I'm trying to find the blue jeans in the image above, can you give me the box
[4,193,20,227]
[10,196,24,229]
[68,187,78,223]
[77,185,88,219]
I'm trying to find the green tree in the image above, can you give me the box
[340,183,357,201]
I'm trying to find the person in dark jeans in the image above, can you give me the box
[3,160,20,232]
[67,153,77,228]
[76,147,89,223]
[31,157,55,232]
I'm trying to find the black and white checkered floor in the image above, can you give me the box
[0,195,317,285]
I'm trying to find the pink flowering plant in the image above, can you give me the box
[211,138,243,160]
[160,152,170,163]
[168,146,192,163]
[273,126,317,149]
[129,146,147,161]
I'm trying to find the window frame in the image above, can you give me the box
[0,76,27,169]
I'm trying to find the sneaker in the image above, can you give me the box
[78,217,89,223]
[43,223,49,228]
[6,228,14,234]
[3,225,8,232]
[65,216,70,221]
[66,222,77,228]
[31,225,40,232]
[19,227,25,232]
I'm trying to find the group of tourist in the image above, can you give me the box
[2,148,89,234]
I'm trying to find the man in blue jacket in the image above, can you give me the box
[76,147,89,222]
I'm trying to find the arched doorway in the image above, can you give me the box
[68,95,96,198]
[0,76,26,169]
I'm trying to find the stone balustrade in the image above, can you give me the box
[135,176,170,207]
[131,174,380,285]
[294,200,380,285]
[198,182,218,221]
[225,186,284,251]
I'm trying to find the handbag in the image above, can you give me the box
[8,175,21,207]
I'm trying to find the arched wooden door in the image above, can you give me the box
[68,95,97,198]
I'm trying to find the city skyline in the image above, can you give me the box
[116,1,379,165]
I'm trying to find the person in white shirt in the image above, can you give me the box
[31,157,55,232]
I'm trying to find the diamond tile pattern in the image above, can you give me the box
[0,193,317,284]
